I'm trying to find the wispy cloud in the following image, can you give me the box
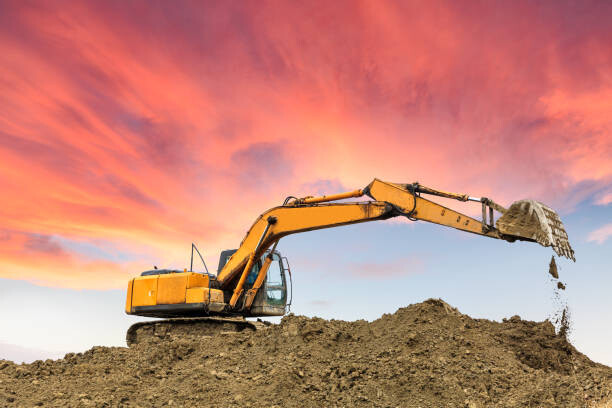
[349,256,425,279]
[309,300,332,308]
[595,189,612,206]
[587,224,612,244]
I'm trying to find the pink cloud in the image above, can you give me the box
[587,224,612,245]
[0,229,147,289]
[595,191,612,206]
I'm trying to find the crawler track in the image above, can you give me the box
[126,317,267,347]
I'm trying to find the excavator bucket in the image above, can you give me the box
[495,200,575,261]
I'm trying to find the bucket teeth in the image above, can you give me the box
[496,200,575,261]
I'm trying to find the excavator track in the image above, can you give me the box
[126,317,268,347]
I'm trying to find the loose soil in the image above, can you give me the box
[547,255,571,339]
[1,299,611,407]
[549,256,559,279]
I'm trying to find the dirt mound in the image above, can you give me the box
[1,299,611,407]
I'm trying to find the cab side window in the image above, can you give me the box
[265,253,285,305]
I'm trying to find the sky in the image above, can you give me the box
[0,0,611,364]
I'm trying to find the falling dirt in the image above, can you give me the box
[547,255,572,341]
[1,299,611,407]
[549,255,559,279]
[557,307,572,340]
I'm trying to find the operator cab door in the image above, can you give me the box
[250,251,288,316]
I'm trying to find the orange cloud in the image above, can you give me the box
[0,1,610,288]
[0,230,125,288]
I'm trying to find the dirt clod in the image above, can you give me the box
[1,299,610,407]
[549,255,559,279]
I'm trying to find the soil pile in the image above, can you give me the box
[1,299,611,407]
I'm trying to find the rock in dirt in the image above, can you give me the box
[1,299,611,407]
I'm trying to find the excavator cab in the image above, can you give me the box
[218,249,291,316]
[250,251,290,316]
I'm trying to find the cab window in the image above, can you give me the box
[265,253,286,305]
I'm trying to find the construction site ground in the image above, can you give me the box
[1,299,611,407]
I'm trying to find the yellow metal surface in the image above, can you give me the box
[157,273,189,304]
[187,273,209,289]
[211,289,224,303]
[367,179,495,237]
[229,252,256,307]
[125,279,134,313]
[301,189,363,204]
[128,272,211,311]
[186,287,224,304]
[131,276,158,307]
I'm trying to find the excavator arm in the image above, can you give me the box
[218,179,575,310]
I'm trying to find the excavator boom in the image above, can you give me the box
[218,179,574,307]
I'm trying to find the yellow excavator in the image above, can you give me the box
[125,179,574,345]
